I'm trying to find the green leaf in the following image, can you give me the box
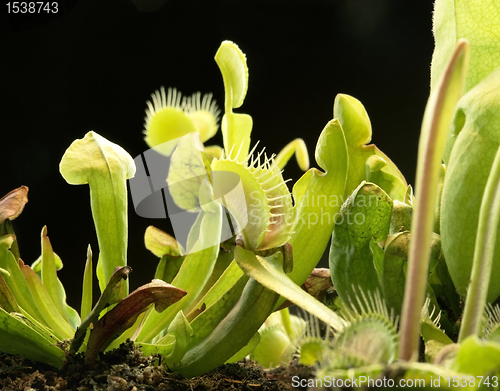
[333,94,407,200]
[0,272,18,313]
[31,252,63,274]
[382,231,410,315]
[215,41,252,161]
[154,255,184,284]
[226,332,261,364]
[428,257,460,320]
[389,200,413,236]
[250,327,289,368]
[275,138,310,171]
[366,155,407,202]
[221,113,253,162]
[452,336,500,376]
[459,144,500,341]
[421,317,453,347]
[81,245,93,322]
[420,297,454,348]
[0,235,44,323]
[175,268,278,378]
[162,311,193,366]
[215,40,248,110]
[383,232,441,315]
[281,119,348,303]
[441,66,500,302]
[187,260,244,315]
[57,278,80,330]
[330,182,393,308]
[0,308,65,369]
[145,227,185,283]
[188,241,235,303]
[136,339,175,358]
[19,260,75,339]
[185,267,248,347]
[18,259,74,340]
[59,131,136,295]
[40,226,68,324]
[432,0,500,94]
[136,204,222,343]
[167,132,211,211]
[236,247,346,331]
[145,226,183,258]
[0,220,20,262]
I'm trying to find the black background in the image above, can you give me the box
[2,0,434,308]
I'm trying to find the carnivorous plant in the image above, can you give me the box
[2,1,500,387]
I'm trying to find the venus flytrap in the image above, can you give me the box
[4,2,500,383]
[143,87,220,156]
[131,41,317,376]
[316,2,500,383]
[215,41,252,162]
[129,40,353,377]
[132,38,440,377]
[249,308,307,368]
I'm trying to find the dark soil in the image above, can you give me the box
[0,341,314,390]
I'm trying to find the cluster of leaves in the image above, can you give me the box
[2,0,500,387]
[0,40,354,377]
[252,0,500,387]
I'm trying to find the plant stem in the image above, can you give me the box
[398,40,468,361]
[459,146,500,341]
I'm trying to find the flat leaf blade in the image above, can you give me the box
[0,308,65,369]
[40,226,68,323]
[284,120,348,297]
[19,260,74,340]
[236,247,346,331]
[432,0,500,93]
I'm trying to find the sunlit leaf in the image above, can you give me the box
[0,308,65,369]
[60,131,135,296]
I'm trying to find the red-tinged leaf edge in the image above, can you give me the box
[85,279,186,363]
[0,186,28,224]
